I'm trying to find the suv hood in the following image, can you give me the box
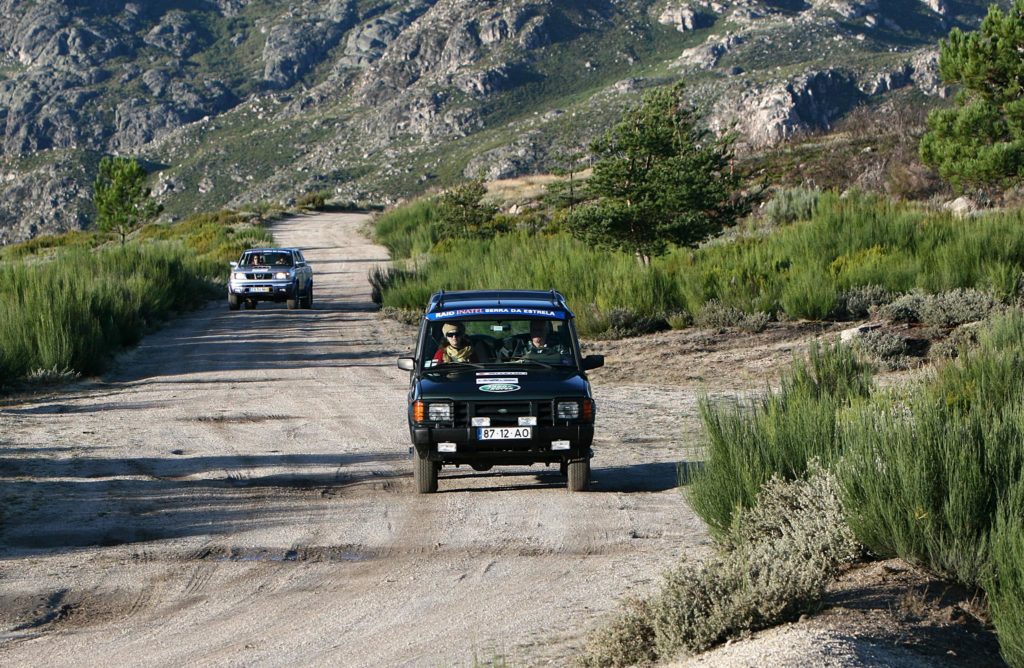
[418,367,590,400]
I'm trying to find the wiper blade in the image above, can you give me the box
[509,360,554,369]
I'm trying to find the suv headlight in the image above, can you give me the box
[233,272,246,280]
[556,399,594,421]
[427,402,453,422]
[556,401,580,419]
[274,271,290,279]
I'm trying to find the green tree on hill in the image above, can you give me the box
[566,82,751,266]
[93,156,162,245]
[435,179,498,239]
[920,0,1024,190]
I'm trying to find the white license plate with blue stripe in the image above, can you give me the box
[477,427,532,440]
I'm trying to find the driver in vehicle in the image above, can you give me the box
[432,322,478,363]
[518,320,570,363]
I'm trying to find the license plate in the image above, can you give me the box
[251,287,271,293]
[477,427,532,440]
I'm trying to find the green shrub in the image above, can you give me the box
[372,190,1024,333]
[0,242,219,380]
[763,187,822,225]
[917,288,998,327]
[929,323,982,360]
[689,342,872,536]
[695,299,744,329]
[603,307,670,338]
[373,199,440,259]
[987,481,1024,668]
[840,311,1024,585]
[666,309,694,329]
[581,469,856,666]
[368,265,416,306]
[873,290,927,323]
[295,190,328,210]
[738,311,771,333]
[380,305,422,326]
[577,598,658,668]
[834,284,891,320]
[852,329,911,370]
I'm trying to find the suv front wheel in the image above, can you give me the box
[414,450,438,494]
[566,457,590,492]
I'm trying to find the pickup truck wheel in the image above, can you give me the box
[567,457,590,492]
[470,464,492,472]
[286,296,298,309]
[414,450,438,493]
[228,294,240,311]
[301,283,313,309]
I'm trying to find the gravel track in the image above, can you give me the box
[0,212,708,667]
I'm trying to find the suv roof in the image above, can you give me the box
[425,290,573,318]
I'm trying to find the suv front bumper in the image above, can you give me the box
[229,279,296,301]
[411,424,593,464]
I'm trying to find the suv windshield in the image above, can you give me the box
[425,318,575,367]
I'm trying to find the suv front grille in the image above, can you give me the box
[455,401,554,427]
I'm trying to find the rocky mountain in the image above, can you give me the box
[0,0,998,244]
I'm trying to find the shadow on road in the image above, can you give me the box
[103,306,400,382]
[434,461,680,494]
[0,450,407,556]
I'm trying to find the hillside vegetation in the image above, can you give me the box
[0,210,273,384]
[0,0,997,244]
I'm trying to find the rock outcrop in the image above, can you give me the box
[0,0,996,244]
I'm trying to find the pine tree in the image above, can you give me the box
[435,179,497,239]
[920,0,1024,190]
[93,156,162,245]
[566,83,751,266]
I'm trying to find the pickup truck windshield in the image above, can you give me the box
[240,252,292,266]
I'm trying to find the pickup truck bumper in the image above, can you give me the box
[229,280,295,301]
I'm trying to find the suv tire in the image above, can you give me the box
[228,294,240,311]
[301,283,313,309]
[414,450,438,494]
[567,457,590,492]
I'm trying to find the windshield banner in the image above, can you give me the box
[427,308,566,320]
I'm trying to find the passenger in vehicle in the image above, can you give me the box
[432,322,478,363]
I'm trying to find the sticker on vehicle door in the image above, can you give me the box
[478,383,520,393]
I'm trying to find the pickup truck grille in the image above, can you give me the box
[455,401,553,427]
[245,272,273,280]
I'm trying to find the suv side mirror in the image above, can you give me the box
[397,356,415,371]
[229,261,238,268]
[583,355,604,370]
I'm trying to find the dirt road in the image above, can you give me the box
[0,212,708,666]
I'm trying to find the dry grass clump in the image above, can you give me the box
[486,172,589,204]
[578,468,857,667]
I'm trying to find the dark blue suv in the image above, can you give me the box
[397,290,604,493]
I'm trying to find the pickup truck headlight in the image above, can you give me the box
[233,272,246,280]
[427,402,453,422]
[274,271,290,280]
